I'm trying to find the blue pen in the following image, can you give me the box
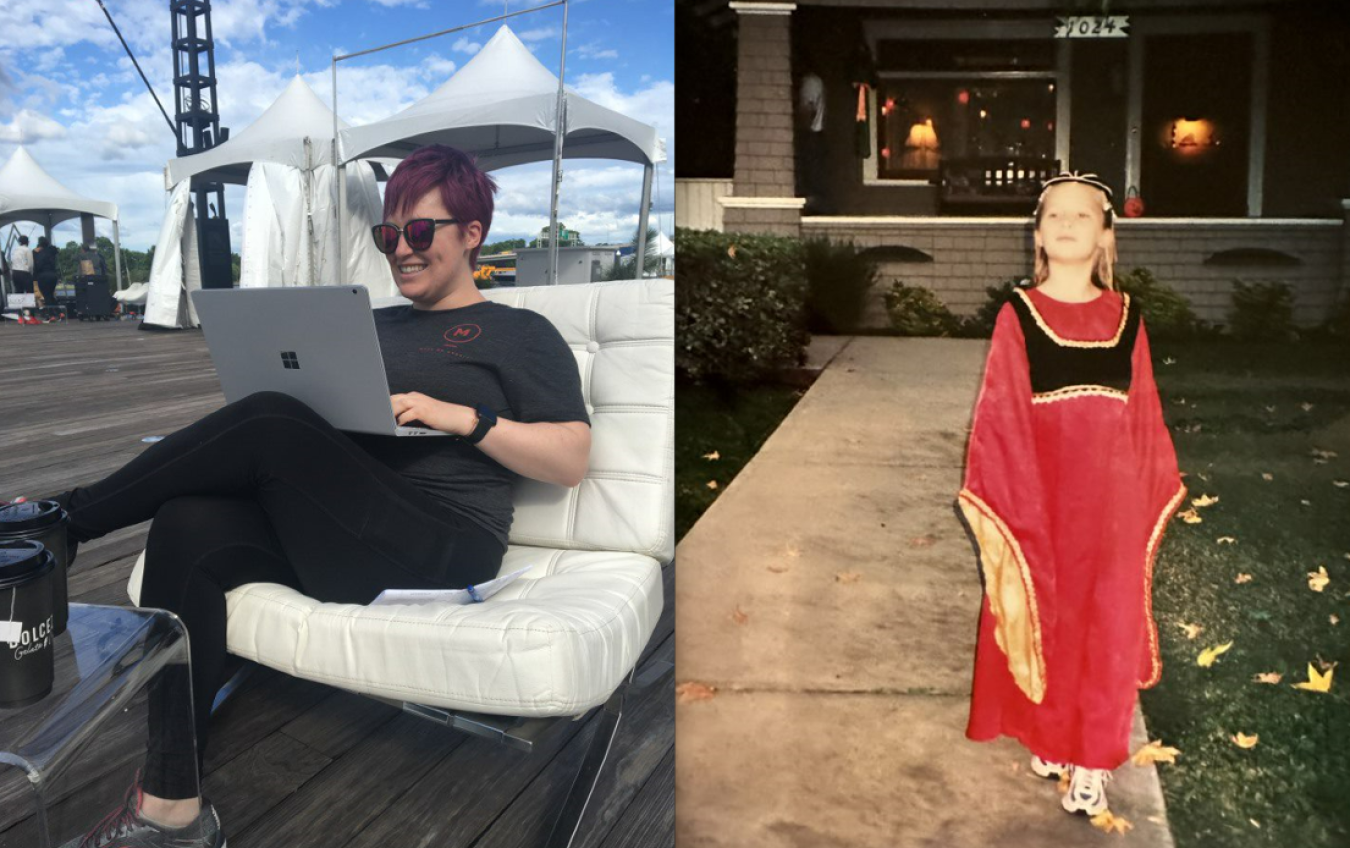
[466,584,484,603]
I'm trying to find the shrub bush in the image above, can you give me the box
[884,282,960,336]
[1115,267,1201,340]
[801,237,877,334]
[1229,280,1295,342]
[675,228,810,385]
[961,279,1027,338]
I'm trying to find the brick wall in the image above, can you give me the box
[802,218,1346,329]
[724,206,802,237]
[733,13,796,200]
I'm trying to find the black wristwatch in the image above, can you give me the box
[465,405,498,445]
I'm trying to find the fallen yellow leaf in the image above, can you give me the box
[1251,819,1262,829]
[1218,536,1237,545]
[1293,663,1334,693]
[1177,507,1203,524]
[1163,357,1176,366]
[1261,473,1274,482]
[1312,448,1337,459]
[1198,641,1234,668]
[1235,573,1253,584]
[1192,494,1220,508]
[1253,672,1282,684]
[702,450,721,461]
[731,605,749,625]
[676,681,717,704]
[1232,732,1259,749]
[1302,499,1313,506]
[706,480,719,490]
[835,571,862,584]
[1090,811,1134,835]
[1178,622,1203,640]
[1130,739,1181,766]
[1302,402,1315,412]
[1334,480,1349,488]
[727,244,737,259]
[1264,405,1276,413]
[1332,614,1341,626]
[1308,565,1330,592]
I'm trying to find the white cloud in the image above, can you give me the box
[0,110,69,143]
[518,26,560,43]
[576,43,618,61]
[452,37,482,55]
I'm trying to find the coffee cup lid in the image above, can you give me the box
[0,540,54,588]
[0,500,64,534]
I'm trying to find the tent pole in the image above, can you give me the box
[547,0,569,285]
[112,219,125,291]
[634,162,653,280]
[332,58,343,287]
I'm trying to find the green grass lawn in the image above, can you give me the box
[1144,339,1350,847]
[674,380,805,541]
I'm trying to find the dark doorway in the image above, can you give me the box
[1141,33,1252,216]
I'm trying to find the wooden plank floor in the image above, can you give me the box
[0,319,674,848]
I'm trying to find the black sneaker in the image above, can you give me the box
[58,779,225,848]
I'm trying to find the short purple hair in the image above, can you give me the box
[383,145,497,266]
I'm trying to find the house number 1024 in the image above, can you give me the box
[1054,16,1130,39]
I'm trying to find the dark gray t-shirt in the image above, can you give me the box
[352,300,589,548]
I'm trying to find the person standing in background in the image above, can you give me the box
[10,234,34,296]
[32,235,58,306]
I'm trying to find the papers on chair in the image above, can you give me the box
[369,566,533,607]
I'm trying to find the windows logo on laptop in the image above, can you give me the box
[281,351,300,370]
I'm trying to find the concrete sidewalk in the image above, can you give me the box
[675,337,1175,848]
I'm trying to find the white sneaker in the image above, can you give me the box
[1061,766,1112,815]
[1029,755,1067,779]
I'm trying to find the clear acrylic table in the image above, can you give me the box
[0,604,197,848]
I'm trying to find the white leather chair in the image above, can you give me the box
[128,279,674,846]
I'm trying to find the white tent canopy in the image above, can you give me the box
[338,26,666,170]
[146,76,391,328]
[0,146,119,227]
[166,76,347,188]
[0,146,123,289]
[652,230,674,258]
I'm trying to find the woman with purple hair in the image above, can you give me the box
[48,145,591,848]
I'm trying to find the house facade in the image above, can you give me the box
[677,0,1350,326]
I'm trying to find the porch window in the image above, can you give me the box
[876,78,1058,181]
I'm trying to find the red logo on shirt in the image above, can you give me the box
[443,324,482,344]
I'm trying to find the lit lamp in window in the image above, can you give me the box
[1169,117,1218,153]
[902,118,940,170]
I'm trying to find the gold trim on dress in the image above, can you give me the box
[1138,482,1188,689]
[958,488,1047,704]
[1031,385,1129,405]
[1015,288,1131,349]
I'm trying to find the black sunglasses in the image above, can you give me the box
[371,218,459,254]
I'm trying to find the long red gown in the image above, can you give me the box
[959,287,1185,769]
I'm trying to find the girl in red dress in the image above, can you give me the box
[958,173,1185,816]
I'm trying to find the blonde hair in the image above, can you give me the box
[1032,176,1118,290]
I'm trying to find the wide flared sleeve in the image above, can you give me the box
[958,303,1054,704]
[1127,321,1187,688]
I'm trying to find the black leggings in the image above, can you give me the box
[64,391,504,798]
[34,271,56,303]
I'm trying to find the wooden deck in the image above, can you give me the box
[0,318,674,848]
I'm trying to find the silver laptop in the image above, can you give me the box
[191,286,450,437]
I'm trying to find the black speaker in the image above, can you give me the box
[199,217,233,290]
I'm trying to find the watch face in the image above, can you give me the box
[477,405,498,425]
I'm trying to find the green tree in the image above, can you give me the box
[603,223,662,280]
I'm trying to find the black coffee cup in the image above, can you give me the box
[0,540,57,708]
[0,501,69,635]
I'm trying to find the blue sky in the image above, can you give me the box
[0,0,674,256]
